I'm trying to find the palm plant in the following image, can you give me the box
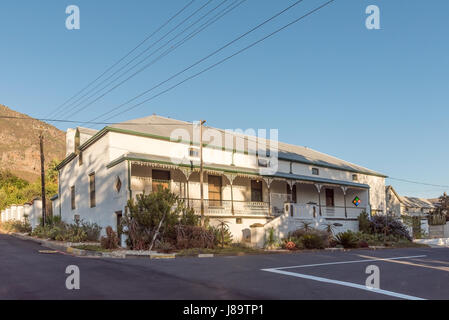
[216,220,231,248]
[300,221,313,233]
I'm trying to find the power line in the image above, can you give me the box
[62,0,244,121]
[8,115,449,190]
[0,115,193,126]
[99,0,333,122]
[90,0,311,123]
[46,0,196,119]
[55,0,216,117]
[387,177,449,189]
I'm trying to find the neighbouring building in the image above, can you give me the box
[55,115,387,247]
[385,185,432,236]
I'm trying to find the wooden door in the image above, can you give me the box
[208,175,222,207]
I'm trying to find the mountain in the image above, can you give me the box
[0,104,65,182]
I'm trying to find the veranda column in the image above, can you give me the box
[315,184,322,216]
[180,168,191,208]
[224,173,237,215]
[341,186,348,218]
[263,178,273,216]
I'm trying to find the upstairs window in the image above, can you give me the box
[257,158,269,167]
[312,168,319,175]
[189,147,199,158]
[352,174,358,181]
[89,173,96,208]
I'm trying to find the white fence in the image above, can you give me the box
[1,199,43,229]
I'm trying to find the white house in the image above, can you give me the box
[56,115,387,246]
[385,185,432,236]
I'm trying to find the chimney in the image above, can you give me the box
[66,128,76,156]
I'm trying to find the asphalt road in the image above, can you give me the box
[1,234,449,300]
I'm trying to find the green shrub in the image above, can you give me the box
[265,227,277,249]
[175,225,215,249]
[301,233,325,249]
[122,188,194,250]
[358,211,371,233]
[370,215,412,241]
[335,231,358,248]
[0,219,32,233]
[155,240,175,253]
[80,221,102,241]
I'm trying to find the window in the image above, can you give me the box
[189,147,199,158]
[208,175,222,207]
[115,176,122,193]
[236,218,242,224]
[71,186,76,210]
[312,168,319,175]
[352,174,358,181]
[251,180,263,202]
[78,152,83,166]
[325,188,334,207]
[257,158,269,167]
[89,173,96,208]
[152,170,170,192]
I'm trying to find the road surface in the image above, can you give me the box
[1,234,448,300]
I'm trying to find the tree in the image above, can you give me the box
[122,186,190,250]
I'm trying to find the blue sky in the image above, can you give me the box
[1,0,448,198]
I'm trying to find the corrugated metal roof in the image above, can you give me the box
[110,115,386,177]
[400,196,435,209]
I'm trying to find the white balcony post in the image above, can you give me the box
[341,186,348,218]
[314,184,322,216]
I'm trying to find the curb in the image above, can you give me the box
[10,233,124,258]
[9,232,174,259]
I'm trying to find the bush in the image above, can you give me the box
[30,219,96,243]
[175,225,215,249]
[301,233,325,249]
[155,240,175,253]
[81,221,102,241]
[358,240,369,248]
[358,211,371,233]
[370,215,412,241]
[122,188,194,250]
[335,231,358,248]
[0,219,31,233]
[100,226,119,249]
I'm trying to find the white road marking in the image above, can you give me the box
[261,255,428,300]
[267,255,427,270]
[262,268,425,300]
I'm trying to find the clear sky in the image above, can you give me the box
[1,0,448,198]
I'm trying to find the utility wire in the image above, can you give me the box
[58,0,216,120]
[87,0,247,125]
[387,177,449,189]
[46,0,196,119]
[0,115,192,126]
[6,115,449,190]
[99,0,333,122]
[90,0,310,123]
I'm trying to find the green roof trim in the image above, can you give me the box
[107,155,259,176]
[57,126,387,178]
[107,155,371,189]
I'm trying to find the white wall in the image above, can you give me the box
[60,133,129,236]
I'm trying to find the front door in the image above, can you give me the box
[325,188,335,207]
[208,175,222,207]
